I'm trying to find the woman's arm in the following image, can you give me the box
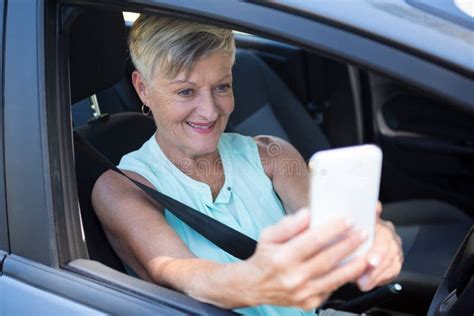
[92,169,367,309]
[254,135,310,213]
[92,170,245,307]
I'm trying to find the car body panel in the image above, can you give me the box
[269,0,474,77]
[1,276,105,315]
[4,0,57,265]
[0,0,8,253]
[1,255,196,315]
[67,259,236,315]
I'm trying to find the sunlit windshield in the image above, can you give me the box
[123,12,139,23]
[122,12,250,35]
[454,0,474,18]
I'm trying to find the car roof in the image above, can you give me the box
[267,0,474,77]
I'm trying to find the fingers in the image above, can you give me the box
[318,255,368,291]
[357,254,392,291]
[282,218,354,260]
[295,292,331,311]
[298,229,367,278]
[270,230,366,297]
[376,201,383,217]
[366,220,398,268]
[250,210,376,309]
[294,256,368,303]
[358,242,403,291]
[279,257,367,310]
[357,220,403,291]
[259,208,310,243]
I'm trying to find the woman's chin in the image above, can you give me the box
[187,139,220,156]
[181,136,216,156]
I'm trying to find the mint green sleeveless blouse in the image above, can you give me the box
[118,133,314,316]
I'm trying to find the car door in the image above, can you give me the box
[366,61,474,214]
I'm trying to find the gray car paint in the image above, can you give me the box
[272,0,474,76]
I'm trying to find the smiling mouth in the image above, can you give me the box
[185,121,216,133]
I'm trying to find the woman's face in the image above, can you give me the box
[133,51,234,158]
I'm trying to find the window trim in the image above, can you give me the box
[4,0,58,265]
[0,0,7,253]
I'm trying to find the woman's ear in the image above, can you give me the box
[131,70,150,105]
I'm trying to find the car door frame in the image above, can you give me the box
[0,0,8,256]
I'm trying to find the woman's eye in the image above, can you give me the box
[216,84,231,93]
[178,88,194,97]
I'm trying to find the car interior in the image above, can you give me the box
[68,7,473,316]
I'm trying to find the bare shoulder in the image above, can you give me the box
[92,169,157,212]
[253,135,305,179]
[93,169,150,193]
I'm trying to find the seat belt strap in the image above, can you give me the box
[73,131,257,260]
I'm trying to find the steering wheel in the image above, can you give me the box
[427,226,474,316]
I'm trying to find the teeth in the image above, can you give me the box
[186,122,213,130]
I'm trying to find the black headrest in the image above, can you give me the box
[75,113,156,165]
[69,8,127,104]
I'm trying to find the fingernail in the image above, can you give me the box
[358,275,370,291]
[369,255,380,267]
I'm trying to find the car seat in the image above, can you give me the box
[69,8,472,314]
[69,8,152,273]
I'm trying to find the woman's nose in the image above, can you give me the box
[196,91,219,121]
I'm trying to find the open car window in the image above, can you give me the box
[49,1,474,315]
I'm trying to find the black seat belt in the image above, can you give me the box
[74,131,257,260]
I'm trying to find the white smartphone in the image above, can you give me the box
[309,145,382,263]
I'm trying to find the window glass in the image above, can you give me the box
[122,11,250,35]
[123,11,139,23]
[454,0,474,18]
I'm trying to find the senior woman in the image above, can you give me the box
[92,15,403,315]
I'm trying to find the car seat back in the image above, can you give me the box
[69,8,138,271]
[74,114,156,272]
[230,50,330,159]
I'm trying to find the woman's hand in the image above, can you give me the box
[356,202,403,292]
[238,208,369,310]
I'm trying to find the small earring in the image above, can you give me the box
[141,104,151,116]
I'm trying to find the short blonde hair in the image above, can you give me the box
[128,15,235,81]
